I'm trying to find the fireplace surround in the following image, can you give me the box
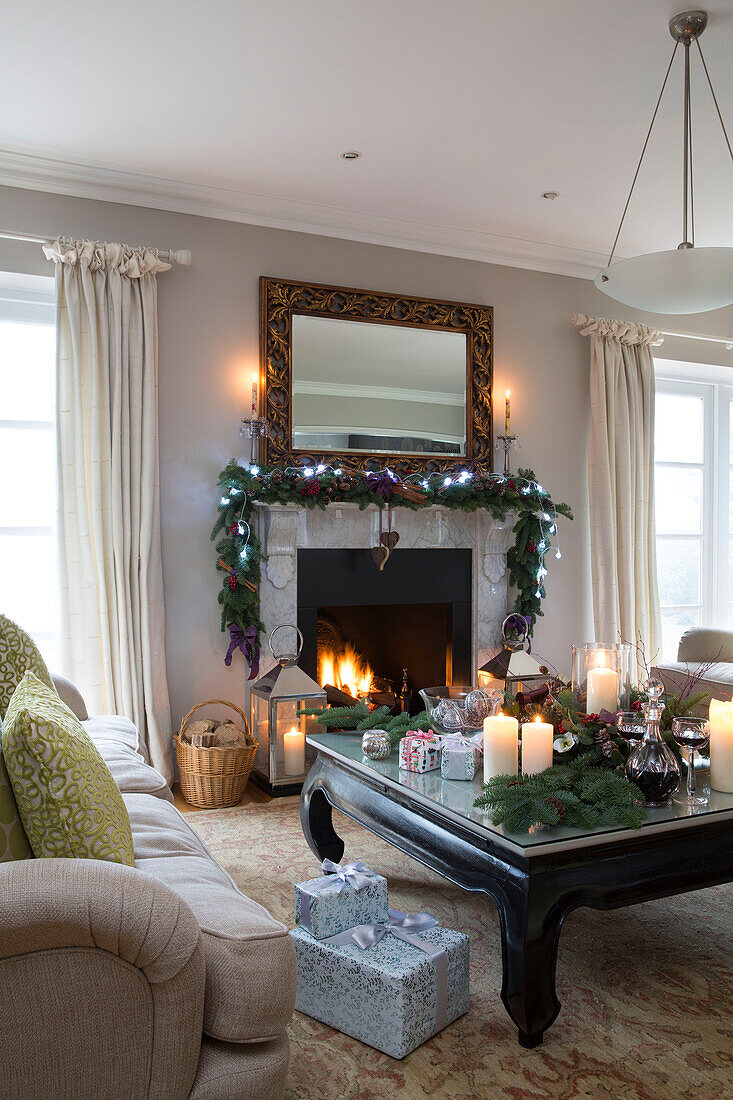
[248,501,514,707]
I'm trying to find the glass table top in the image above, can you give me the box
[307,732,733,854]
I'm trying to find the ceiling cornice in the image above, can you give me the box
[0,146,607,280]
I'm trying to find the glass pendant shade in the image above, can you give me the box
[595,247,733,315]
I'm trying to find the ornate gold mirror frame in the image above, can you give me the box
[260,276,493,474]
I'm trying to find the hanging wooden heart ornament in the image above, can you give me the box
[380,531,400,552]
[371,544,390,571]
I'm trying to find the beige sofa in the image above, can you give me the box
[653,627,733,713]
[0,687,297,1100]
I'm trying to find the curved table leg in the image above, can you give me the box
[497,878,567,1047]
[300,769,345,864]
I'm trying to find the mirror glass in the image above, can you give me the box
[291,314,467,456]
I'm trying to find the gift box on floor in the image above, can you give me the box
[294,860,388,940]
[399,732,441,773]
[441,738,479,780]
[291,910,469,1059]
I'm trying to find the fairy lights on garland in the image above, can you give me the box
[211,461,573,674]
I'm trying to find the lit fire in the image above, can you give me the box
[319,642,375,698]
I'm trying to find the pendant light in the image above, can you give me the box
[595,10,733,315]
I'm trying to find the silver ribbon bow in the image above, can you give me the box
[321,859,379,892]
[442,730,483,751]
[324,908,448,1031]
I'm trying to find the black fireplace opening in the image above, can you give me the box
[297,548,472,713]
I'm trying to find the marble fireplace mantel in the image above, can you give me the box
[250,502,514,682]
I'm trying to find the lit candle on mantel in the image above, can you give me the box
[709,698,733,792]
[251,372,258,417]
[283,726,305,776]
[586,650,619,715]
[521,715,554,775]
[483,713,519,780]
[505,389,511,435]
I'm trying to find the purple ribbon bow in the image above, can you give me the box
[225,623,260,680]
[365,471,395,502]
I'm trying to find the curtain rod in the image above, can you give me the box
[0,229,192,266]
[659,328,733,351]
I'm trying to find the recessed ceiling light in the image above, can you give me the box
[542,191,559,200]
[341,150,361,160]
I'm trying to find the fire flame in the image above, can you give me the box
[319,642,374,698]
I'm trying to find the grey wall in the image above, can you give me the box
[2,182,732,724]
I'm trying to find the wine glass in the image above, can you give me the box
[671,717,710,809]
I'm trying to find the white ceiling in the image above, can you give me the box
[1,0,732,277]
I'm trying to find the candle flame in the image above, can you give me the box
[286,727,300,736]
[597,651,606,669]
[534,714,542,723]
[505,389,510,399]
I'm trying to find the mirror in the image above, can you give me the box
[291,314,467,456]
[260,277,493,475]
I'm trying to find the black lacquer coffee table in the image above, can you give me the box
[300,733,733,1047]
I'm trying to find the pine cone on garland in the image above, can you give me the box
[544,796,566,822]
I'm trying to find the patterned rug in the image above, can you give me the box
[186,801,732,1100]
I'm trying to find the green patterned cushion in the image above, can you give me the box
[3,672,134,865]
[0,727,33,862]
[0,614,57,720]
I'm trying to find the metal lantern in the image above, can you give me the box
[249,625,326,794]
[478,615,549,696]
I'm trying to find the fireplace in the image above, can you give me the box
[297,548,471,711]
[247,500,514,790]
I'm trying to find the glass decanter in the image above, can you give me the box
[624,678,681,807]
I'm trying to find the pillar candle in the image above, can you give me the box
[283,727,305,776]
[709,699,733,793]
[504,389,511,435]
[483,713,519,780]
[521,716,554,775]
[586,651,619,714]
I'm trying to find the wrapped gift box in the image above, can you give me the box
[441,738,479,781]
[399,732,441,773]
[290,918,469,1059]
[294,865,388,940]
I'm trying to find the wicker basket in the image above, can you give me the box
[175,700,258,809]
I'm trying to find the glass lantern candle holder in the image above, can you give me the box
[250,625,326,794]
[571,643,632,715]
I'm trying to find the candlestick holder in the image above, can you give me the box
[240,416,269,466]
[495,434,519,476]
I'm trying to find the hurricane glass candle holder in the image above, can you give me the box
[571,642,632,715]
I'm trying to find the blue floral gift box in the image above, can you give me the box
[290,910,470,1059]
[294,860,388,940]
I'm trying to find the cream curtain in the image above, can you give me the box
[572,312,664,669]
[44,239,173,781]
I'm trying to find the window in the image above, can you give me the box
[654,357,733,661]
[0,271,58,669]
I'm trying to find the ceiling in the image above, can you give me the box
[1,0,732,277]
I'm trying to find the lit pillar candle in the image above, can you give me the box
[283,727,305,776]
[521,715,554,775]
[251,372,258,416]
[586,650,619,715]
[505,389,511,435]
[483,713,519,780]
[709,699,733,793]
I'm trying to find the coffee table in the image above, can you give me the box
[300,732,733,1047]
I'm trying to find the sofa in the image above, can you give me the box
[0,678,297,1100]
[652,627,733,713]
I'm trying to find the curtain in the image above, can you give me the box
[44,239,173,781]
[571,312,664,670]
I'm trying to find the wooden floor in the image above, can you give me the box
[172,780,273,813]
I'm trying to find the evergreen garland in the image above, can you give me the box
[212,461,572,669]
[474,764,646,833]
[298,702,432,745]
